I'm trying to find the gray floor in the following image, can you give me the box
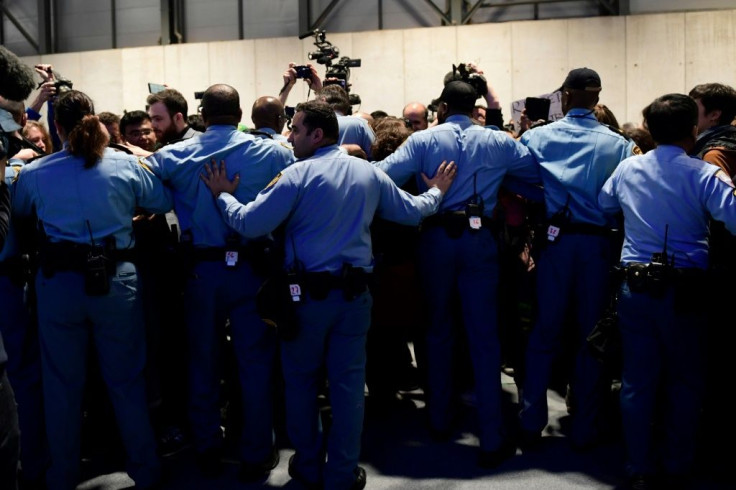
[75,374,730,490]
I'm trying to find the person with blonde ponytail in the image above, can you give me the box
[12,90,173,490]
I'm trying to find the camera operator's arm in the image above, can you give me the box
[279,62,323,106]
[465,63,500,110]
[26,81,56,115]
[279,63,298,105]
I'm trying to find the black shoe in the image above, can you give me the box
[428,425,453,443]
[629,474,657,490]
[238,447,280,483]
[477,442,516,469]
[350,466,367,490]
[518,430,542,452]
[157,425,191,458]
[196,447,223,478]
[288,454,321,490]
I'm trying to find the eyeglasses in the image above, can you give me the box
[128,129,153,138]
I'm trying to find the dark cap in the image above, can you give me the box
[437,81,478,110]
[559,67,602,92]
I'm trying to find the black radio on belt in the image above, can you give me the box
[85,247,111,296]
[225,234,240,267]
[83,222,112,296]
[546,195,572,243]
[465,173,485,230]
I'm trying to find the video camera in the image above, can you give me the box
[451,63,487,99]
[300,29,361,101]
[45,67,73,96]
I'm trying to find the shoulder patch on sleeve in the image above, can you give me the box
[279,142,292,149]
[266,172,282,189]
[714,169,735,188]
[632,145,642,155]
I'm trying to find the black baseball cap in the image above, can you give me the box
[436,81,478,110]
[558,67,602,92]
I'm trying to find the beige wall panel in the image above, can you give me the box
[76,49,124,114]
[457,23,513,113]
[163,43,211,114]
[349,29,405,116]
[510,19,568,102]
[625,13,686,125]
[207,40,257,121]
[403,26,458,111]
[685,10,736,90]
[121,46,165,113]
[566,17,627,125]
[256,37,305,105]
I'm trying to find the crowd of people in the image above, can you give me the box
[1,42,736,490]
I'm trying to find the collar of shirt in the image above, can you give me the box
[444,114,473,125]
[304,144,341,162]
[653,144,688,157]
[564,107,597,121]
[204,124,236,133]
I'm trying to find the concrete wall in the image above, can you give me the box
[19,9,736,128]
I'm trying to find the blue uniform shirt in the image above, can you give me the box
[146,125,295,247]
[375,114,538,214]
[337,114,375,159]
[13,146,172,249]
[521,108,635,226]
[253,127,290,144]
[599,145,736,269]
[215,144,442,272]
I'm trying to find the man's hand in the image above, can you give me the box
[11,148,41,162]
[422,160,457,195]
[34,64,54,82]
[200,158,239,197]
[27,81,57,113]
[306,64,323,91]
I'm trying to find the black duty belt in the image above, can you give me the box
[191,246,253,263]
[41,242,136,272]
[564,223,611,236]
[421,211,494,232]
[303,269,373,301]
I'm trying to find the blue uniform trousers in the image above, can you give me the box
[184,260,276,463]
[0,275,46,482]
[617,281,705,477]
[520,234,610,445]
[419,226,504,451]
[0,370,20,490]
[282,290,371,490]
[35,263,160,490]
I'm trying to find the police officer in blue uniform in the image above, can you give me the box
[0,98,47,488]
[0,144,20,490]
[319,85,375,158]
[145,84,294,481]
[375,81,539,468]
[250,95,290,144]
[201,99,455,490]
[599,93,736,490]
[12,90,171,490]
[518,68,635,450]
